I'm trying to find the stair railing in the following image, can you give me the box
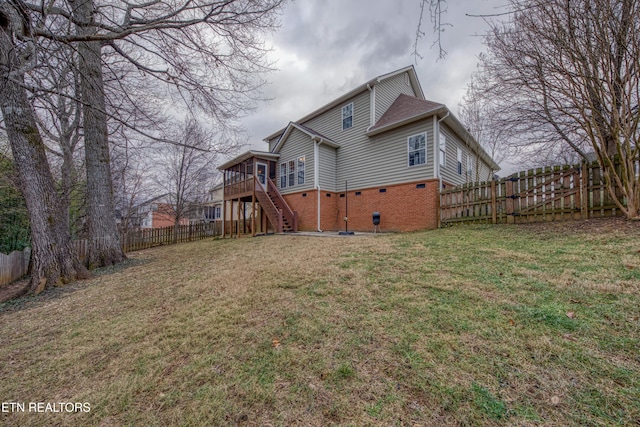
[267,178,297,231]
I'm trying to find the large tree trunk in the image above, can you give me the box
[70,0,125,268]
[0,9,90,293]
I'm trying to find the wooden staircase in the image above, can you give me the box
[255,178,297,233]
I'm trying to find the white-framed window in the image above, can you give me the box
[439,131,446,167]
[457,147,463,175]
[408,133,426,167]
[297,156,305,185]
[405,73,410,86]
[280,162,287,188]
[342,103,353,130]
[288,160,296,187]
[467,154,473,177]
[215,206,221,219]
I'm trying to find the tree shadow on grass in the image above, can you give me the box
[0,257,150,312]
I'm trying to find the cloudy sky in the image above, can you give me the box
[240,0,509,165]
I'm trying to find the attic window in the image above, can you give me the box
[405,73,410,86]
[342,103,353,130]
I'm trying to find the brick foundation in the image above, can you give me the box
[282,180,440,232]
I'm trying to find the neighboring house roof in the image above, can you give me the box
[272,122,340,153]
[264,65,425,143]
[133,193,171,210]
[218,150,281,171]
[367,94,444,135]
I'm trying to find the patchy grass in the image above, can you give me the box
[1,219,639,426]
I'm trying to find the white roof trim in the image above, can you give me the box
[217,150,280,171]
[366,106,500,171]
[272,122,340,153]
[376,65,425,99]
[264,65,424,142]
[366,106,446,137]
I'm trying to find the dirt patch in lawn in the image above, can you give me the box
[516,216,640,237]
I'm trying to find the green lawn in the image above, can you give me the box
[1,220,639,426]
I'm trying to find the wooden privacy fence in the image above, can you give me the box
[1,222,222,286]
[0,248,31,287]
[119,221,222,252]
[440,162,628,225]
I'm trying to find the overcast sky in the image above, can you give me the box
[240,0,510,167]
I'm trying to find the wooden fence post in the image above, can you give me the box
[581,163,589,219]
[491,179,497,224]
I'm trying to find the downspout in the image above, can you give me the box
[313,138,322,232]
[221,171,226,237]
[436,111,450,191]
[435,111,449,229]
[366,83,375,131]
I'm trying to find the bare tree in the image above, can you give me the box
[472,0,640,218]
[111,141,153,233]
[154,118,238,239]
[414,0,450,61]
[30,44,84,235]
[1,0,284,290]
[458,75,512,180]
[0,3,89,292]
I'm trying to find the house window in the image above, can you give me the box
[342,103,353,130]
[297,156,305,185]
[467,155,473,178]
[405,73,410,86]
[280,163,287,188]
[215,206,221,219]
[408,133,426,167]
[288,160,296,187]
[439,131,446,167]
[457,148,463,175]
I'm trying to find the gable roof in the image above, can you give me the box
[264,65,425,143]
[217,150,281,171]
[367,93,500,171]
[367,94,444,135]
[272,122,340,153]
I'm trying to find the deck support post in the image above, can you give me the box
[236,198,241,238]
[252,177,256,237]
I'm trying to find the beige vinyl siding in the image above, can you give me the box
[477,160,494,181]
[299,89,435,190]
[439,124,465,186]
[300,91,370,142]
[439,123,494,186]
[276,128,315,194]
[268,135,281,152]
[340,119,435,190]
[375,72,416,123]
[318,144,337,192]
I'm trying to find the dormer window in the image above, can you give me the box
[342,103,353,130]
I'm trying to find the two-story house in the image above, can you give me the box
[218,65,499,235]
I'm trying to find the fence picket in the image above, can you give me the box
[441,161,626,225]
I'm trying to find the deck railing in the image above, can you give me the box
[225,177,254,198]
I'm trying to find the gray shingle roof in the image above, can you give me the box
[368,94,443,133]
